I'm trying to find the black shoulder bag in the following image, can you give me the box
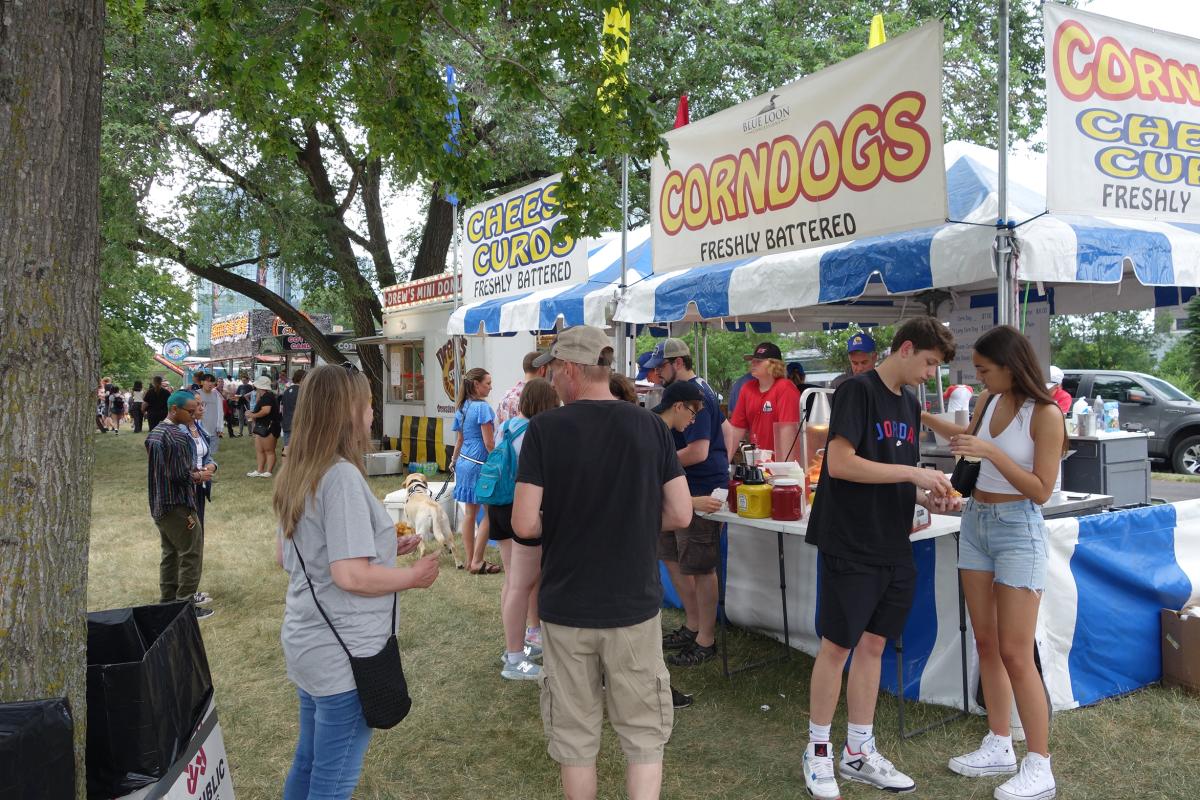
[949,393,996,498]
[290,539,412,729]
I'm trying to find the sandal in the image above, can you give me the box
[471,561,502,575]
[667,641,717,667]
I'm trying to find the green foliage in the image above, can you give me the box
[1158,337,1199,398]
[1187,296,1200,387]
[1051,311,1159,373]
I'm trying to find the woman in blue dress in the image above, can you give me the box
[451,367,499,574]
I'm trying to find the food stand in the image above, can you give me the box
[206,309,332,384]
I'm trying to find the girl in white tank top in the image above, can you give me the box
[922,326,1066,800]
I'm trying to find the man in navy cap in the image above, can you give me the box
[646,338,728,667]
[831,332,878,391]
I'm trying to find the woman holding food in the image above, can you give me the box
[922,325,1066,800]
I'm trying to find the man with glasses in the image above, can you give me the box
[512,325,693,800]
[146,391,211,618]
[644,338,728,666]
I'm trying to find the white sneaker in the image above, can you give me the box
[497,645,543,665]
[500,658,541,681]
[192,592,213,607]
[260,471,272,478]
[839,738,916,793]
[246,470,262,477]
[949,731,1019,777]
[803,742,841,800]
[994,755,1056,800]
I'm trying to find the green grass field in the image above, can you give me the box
[89,429,1200,799]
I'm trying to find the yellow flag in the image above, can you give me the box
[868,13,887,49]
[599,4,630,116]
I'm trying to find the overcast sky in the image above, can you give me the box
[1082,0,1200,32]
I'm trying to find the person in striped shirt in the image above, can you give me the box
[146,391,212,618]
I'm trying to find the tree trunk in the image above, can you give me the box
[0,1,104,795]
[411,187,456,281]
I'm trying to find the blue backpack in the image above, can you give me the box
[474,417,530,506]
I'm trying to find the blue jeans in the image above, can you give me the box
[283,687,373,800]
[959,498,1049,591]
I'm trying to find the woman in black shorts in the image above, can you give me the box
[489,378,559,681]
[247,375,281,477]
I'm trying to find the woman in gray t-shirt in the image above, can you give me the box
[274,365,439,800]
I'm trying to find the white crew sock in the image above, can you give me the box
[506,651,525,665]
[809,721,832,744]
[847,722,873,753]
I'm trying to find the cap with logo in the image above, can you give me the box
[532,325,613,368]
[847,332,877,354]
[1046,365,1064,389]
[644,337,691,368]
[651,378,704,414]
[636,351,656,381]
[743,342,783,361]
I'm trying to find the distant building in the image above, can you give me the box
[194,262,301,357]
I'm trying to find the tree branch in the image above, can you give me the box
[219,251,281,270]
[132,224,347,366]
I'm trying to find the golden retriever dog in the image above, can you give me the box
[402,472,463,569]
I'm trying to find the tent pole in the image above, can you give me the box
[702,323,709,383]
[616,154,631,375]
[452,202,462,404]
[996,0,1012,328]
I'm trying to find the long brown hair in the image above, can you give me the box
[518,377,559,418]
[456,367,489,411]
[273,365,373,538]
[973,326,1057,407]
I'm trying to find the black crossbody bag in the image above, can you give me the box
[949,394,996,498]
[290,539,412,729]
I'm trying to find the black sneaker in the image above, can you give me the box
[672,687,693,709]
[662,625,697,651]
[668,641,718,667]
[194,606,215,620]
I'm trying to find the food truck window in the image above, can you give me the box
[387,341,425,403]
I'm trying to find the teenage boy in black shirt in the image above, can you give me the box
[801,317,957,800]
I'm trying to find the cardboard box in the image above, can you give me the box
[1161,608,1200,694]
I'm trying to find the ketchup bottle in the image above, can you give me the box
[727,464,745,514]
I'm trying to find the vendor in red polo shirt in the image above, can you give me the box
[723,342,802,459]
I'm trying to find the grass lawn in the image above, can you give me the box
[89,429,1200,799]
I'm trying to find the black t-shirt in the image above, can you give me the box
[143,386,169,418]
[280,385,301,429]
[517,400,685,628]
[254,390,281,425]
[805,371,921,566]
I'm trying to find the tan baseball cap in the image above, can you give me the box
[532,325,613,367]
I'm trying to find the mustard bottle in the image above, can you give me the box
[737,466,772,519]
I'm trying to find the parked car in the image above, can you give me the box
[1061,370,1200,475]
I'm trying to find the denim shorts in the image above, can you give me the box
[958,498,1049,591]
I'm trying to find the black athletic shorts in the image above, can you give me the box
[486,503,541,547]
[817,554,916,649]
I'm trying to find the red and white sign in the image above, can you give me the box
[384,274,461,311]
[118,703,235,800]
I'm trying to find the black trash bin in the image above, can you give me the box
[0,697,75,799]
[86,601,213,799]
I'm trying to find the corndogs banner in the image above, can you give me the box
[462,174,587,303]
[650,21,946,274]
[1046,4,1200,220]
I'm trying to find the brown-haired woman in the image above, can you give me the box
[450,367,499,573]
[274,365,438,799]
[488,377,560,679]
[923,325,1065,800]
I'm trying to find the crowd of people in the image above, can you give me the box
[254,319,1065,800]
[130,320,1065,800]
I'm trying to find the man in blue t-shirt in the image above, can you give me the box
[646,338,728,666]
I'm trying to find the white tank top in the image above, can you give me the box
[975,396,1036,495]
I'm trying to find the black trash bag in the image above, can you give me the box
[0,697,75,800]
[86,601,213,799]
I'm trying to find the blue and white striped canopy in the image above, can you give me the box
[615,141,1200,325]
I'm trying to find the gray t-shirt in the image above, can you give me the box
[281,460,397,696]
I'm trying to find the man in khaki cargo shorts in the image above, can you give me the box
[512,325,693,800]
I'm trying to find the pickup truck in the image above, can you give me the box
[1061,370,1200,475]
